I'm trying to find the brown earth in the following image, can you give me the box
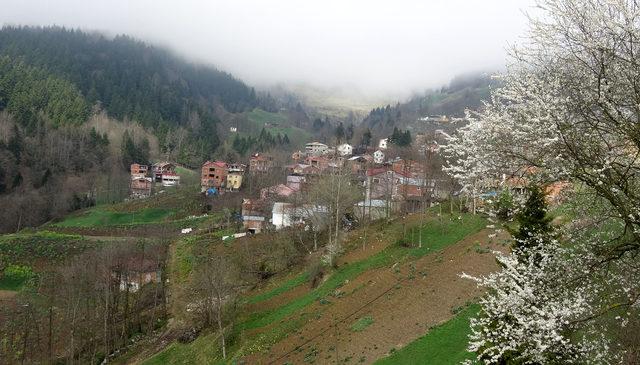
[246,228,510,365]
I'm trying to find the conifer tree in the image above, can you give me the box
[513,184,553,253]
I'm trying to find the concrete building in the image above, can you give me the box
[201,161,228,191]
[249,153,273,173]
[305,142,329,156]
[337,143,353,156]
[373,150,385,164]
[130,163,148,179]
[130,177,152,198]
[151,162,176,182]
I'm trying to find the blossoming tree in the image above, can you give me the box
[445,0,640,362]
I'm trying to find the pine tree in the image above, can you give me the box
[513,184,553,253]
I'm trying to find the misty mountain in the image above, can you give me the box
[362,72,497,135]
[0,26,258,129]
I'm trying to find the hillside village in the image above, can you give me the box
[3,4,640,363]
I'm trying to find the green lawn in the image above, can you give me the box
[375,305,479,365]
[53,207,175,227]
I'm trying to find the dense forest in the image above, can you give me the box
[0,26,266,233]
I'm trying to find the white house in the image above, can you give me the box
[305,142,329,156]
[272,202,328,230]
[337,143,353,156]
[378,138,388,150]
[373,150,385,164]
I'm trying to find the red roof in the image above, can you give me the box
[366,167,389,176]
[203,160,228,168]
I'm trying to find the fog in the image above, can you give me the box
[1,0,535,98]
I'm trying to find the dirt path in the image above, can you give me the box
[248,228,510,365]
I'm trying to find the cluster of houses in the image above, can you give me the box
[129,162,181,198]
[238,140,448,234]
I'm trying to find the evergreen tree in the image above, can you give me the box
[335,122,345,143]
[513,184,553,253]
[361,128,372,146]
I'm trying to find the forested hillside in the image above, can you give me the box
[0,26,265,233]
[362,72,496,135]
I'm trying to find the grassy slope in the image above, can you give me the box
[375,304,479,365]
[143,213,487,364]
[245,108,312,144]
[53,207,175,227]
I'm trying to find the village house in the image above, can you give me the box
[366,168,425,202]
[150,162,180,186]
[227,163,245,190]
[304,155,330,171]
[241,198,268,234]
[354,199,398,221]
[337,143,353,156]
[160,172,180,187]
[201,161,228,191]
[378,138,388,150]
[272,202,328,230]
[305,141,329,156]
[373,150,385,164]
[249,153,273,173]
[271,202,297,230]
[261,184,297,200]
[346,155,374,176]
[130,176,152,198]
[286,163,320,176]
[130,163,148,178]
[291,150,305,162]
[392,159,426,176]
[227,173,243,191]
[116,257,162,293]
[286,175,306,191]
[151,162,176,182]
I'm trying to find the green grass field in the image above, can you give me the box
[244,108,312,145]
[53,207,175,227]
[375,304,479,364]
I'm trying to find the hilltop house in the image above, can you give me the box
[378,138,388,150]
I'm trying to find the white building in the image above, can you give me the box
[337,143,353,156]
[305,142,329,156]
[161,173,180,187]
[373,150,385,164]
[272,202,328,230]
[378,138,388,150]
